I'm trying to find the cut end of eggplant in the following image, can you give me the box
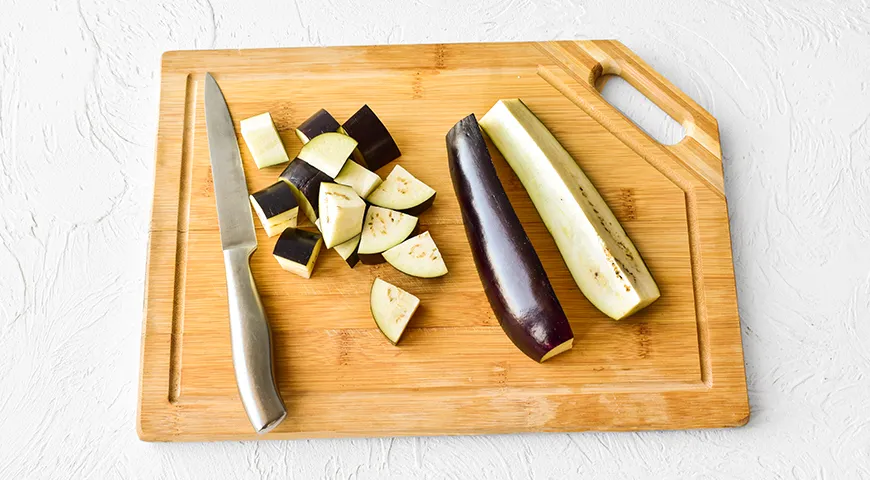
[333,234,361,268]
[273,228,323,279]
[296,109,340,144]
[318,183,366,248]
[370,278,420,345]
[249,181,299,237]
[279,158,333,224]
[366,165,436,215]
[382,231,447,278]
[358,206,418,255]
[240,112,291,168]
[334,160,383,199]
[297,132,357,178]
[539,338,573,362]
[480,99,661,320]
[339,105,401,172]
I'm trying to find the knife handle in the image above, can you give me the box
[223,247,287,434]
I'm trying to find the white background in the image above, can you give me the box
[2,1,869,478]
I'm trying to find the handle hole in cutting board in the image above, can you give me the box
[598,74,685,146]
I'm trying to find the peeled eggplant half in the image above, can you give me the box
[366,165,436,215]
[358,206,418,264]
[339,104,401,171]
[334,160,383,199]
[383,231,447,278]
[370,278,420,345]
[279,158,333,224]
[297,132,356,178]
[249,181,299,237]
[240,112,291,169]
[273,228,323,279]
[296,109,340,144]
[318,183,366,248]
[480,99,660,320]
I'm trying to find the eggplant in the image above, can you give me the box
[446,114,574,363]
[333,234,361,267]
[382,231,447,278]
[480,99,660,320]
[273,228,323,279]
[358,206,418,264]
[249,181,299,237]
[296,109,340,144]
[334,160,383,199]
[366,165,436,215]
[339,104,401,171]
[297,132,356,178]
[279,158,333,224]
[370,278,420,345]
[318,183,366,248]
[240,112,291,168]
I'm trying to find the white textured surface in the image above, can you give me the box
[1,0,869,478]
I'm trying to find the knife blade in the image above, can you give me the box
[204,72,287,434]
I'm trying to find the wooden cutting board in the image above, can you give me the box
[138,40,748,441]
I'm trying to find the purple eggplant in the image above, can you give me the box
[446,114,574,363]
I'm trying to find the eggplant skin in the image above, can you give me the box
[341,105,401,171]
[446,114,574,362]
[296,109,340,143]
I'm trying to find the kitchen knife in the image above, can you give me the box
[204,72,287,434]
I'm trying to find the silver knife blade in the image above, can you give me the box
[205,73,257,250]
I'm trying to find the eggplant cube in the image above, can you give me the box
[334,160,383,199]
[358,206,418,256]
[249,181,299,237]
[383,231,447,278]
[240,112,291,169]
[273,228,323,279]
[339,105,401,171]
[297,132,356,178]
[333,234,361,268]
[370,278,420,345]
[366,165,436,215]
[296,109,340,144]
[318,183,366,248]
[279,159,333,224]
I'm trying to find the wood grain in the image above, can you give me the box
[138,40,748,441]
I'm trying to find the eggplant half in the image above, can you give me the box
[382,231,447,278]
[370,278,420,345]
[366,165,436,215]
[296,109,340,144]
[279,158,333,224]
[249,181,299,237]
[446,114,574,363]
[297,132,356,178]
[480,99,660,320]
[339,104,401,171]
[240,112,291,169]
[273,228,323,279]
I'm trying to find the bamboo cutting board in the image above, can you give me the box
[138,40,748,441]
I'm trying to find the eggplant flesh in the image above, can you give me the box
[339,104,401,171]
[296,109,340,144]
[447,114,573,363]
[479,99,660,320]
[279,158,333,224]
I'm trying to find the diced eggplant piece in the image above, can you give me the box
[370,278,420,345]
[338,104,401,171]
[358,206,418,265]
[334,160,383,199]
[240,112,290,168]
[480,99,660,320]
[366,165,436,215]
[382,231,447,278]
[296,109,340,144]
[333,234,361,268]
[273,228,323,279]
[318,183,366,248]
[279,158,333,224]
[447,113,574,363]
[249,181,299,237]
[297,132,356,178]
